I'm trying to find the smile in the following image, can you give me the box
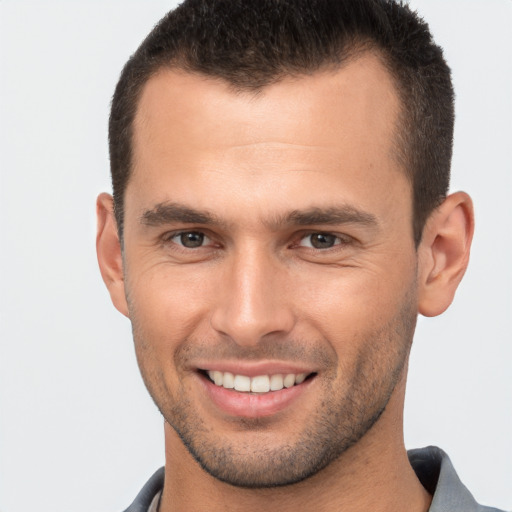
[205,370,310,393]
[198,367,318,418]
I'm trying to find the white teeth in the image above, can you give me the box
[213,370,223,386]
[283,374,296,388]
[222,372,235,389]
[295,373,306,384]
[251,375,270,393]
[233,374,251,392]
[206,370,310,393]
[269,374,284,391]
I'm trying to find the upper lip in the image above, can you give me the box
[194,360,317,377]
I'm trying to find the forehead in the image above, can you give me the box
[133,52,401,158]
[128,53,408,226]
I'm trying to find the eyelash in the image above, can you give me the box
[162,231,214,249]
[296,232,348,250]
[162,230,351,251]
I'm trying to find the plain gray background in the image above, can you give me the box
[0,1,511,511]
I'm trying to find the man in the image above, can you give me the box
[96,1,504,511]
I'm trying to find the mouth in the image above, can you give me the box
[197,368,318,418]
[200,369,316,393]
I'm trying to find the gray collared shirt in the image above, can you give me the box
[409,446,505,512]
[123,446,506,512]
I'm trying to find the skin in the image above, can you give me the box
[97,53,474,512]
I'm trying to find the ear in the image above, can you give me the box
[417,191,474,317]
[96,193,129,317]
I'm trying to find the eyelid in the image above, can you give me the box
[296,231,351,248]
[162,229,213,247]
[160,229,353,250]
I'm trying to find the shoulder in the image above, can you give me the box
[408,446,507,512]
[122,467,164,512]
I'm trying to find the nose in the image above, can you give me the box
[210,247,296,347]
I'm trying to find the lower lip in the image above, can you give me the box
[199,373,314,419]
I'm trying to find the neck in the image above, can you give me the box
[159,378,431,512]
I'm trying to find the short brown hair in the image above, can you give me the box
[109,0,454,245]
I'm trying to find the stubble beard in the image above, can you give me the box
[130,295,417,489]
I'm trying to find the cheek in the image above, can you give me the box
[125,270,214,400]
[293,260,417,342]
[125,263,220,347]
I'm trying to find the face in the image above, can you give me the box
[121,54,419,487]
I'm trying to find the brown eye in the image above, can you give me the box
[300,233,340,249]
[172,231,207,248]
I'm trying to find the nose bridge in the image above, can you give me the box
[210,242,294,345]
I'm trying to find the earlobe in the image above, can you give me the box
[96,193,129,317]
[417,192,474,317]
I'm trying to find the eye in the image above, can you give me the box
[299,233,342,249]
[169,231,211,248]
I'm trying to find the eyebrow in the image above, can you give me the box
[281,206,377,228]
[140,202,224,227]
[140,202,378,230]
